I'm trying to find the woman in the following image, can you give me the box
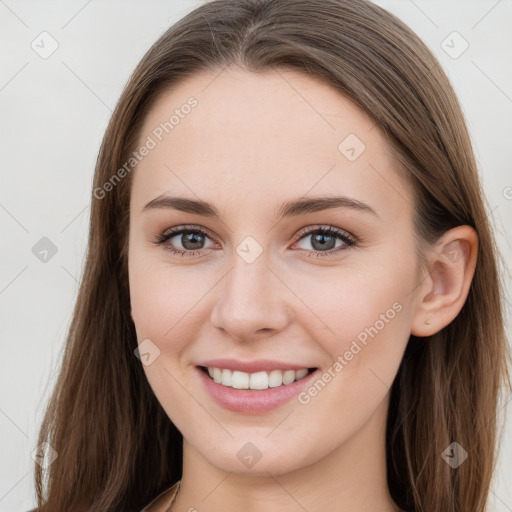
[32,0,511,511]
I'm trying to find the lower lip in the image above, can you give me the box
[196,366,319,414]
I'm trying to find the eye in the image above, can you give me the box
[154,225,217,257]
[153,224,357,258]
[292,225,357,258]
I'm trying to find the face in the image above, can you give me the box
[128,67,423,476]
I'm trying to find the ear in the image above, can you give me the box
[411,225,478,337]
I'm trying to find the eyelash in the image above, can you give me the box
[153,224,357,259]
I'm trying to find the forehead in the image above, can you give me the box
[131,67,412,223]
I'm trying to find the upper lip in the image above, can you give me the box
[197,358,316,373]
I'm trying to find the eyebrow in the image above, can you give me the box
[142,194,379,220]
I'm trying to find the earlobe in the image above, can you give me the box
[411,225,478,337]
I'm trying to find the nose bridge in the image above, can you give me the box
[210,244,291,339]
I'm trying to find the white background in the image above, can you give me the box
[0,1,511,510]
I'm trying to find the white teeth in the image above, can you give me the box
[283,369,296,385]
[213,368,222,383]
[204,367,311,390]
[232,370,250,389]
[221,369,232,386]
[249,371,268,390]
[296,368,308,380]
[268,370,283,388]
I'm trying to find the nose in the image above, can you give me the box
[210,253,292,342]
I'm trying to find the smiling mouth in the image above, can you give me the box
[198,365,317,391]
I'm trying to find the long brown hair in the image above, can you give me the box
[34,1,511,510]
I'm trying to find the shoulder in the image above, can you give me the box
[140,480,181,512]
[27,482,181,512]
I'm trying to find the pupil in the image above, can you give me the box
[312,233,335,251]
[183,233,203,250]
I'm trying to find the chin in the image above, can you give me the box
[198,439,314,476]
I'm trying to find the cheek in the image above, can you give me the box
[128,250,212,346]
[290,272,413,436]
[129,245,169,334]
[301,280,408,374]
[289,251,415,378]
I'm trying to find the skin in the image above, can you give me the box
[128,67,478,512]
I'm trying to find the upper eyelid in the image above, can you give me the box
[295,224,355,240]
